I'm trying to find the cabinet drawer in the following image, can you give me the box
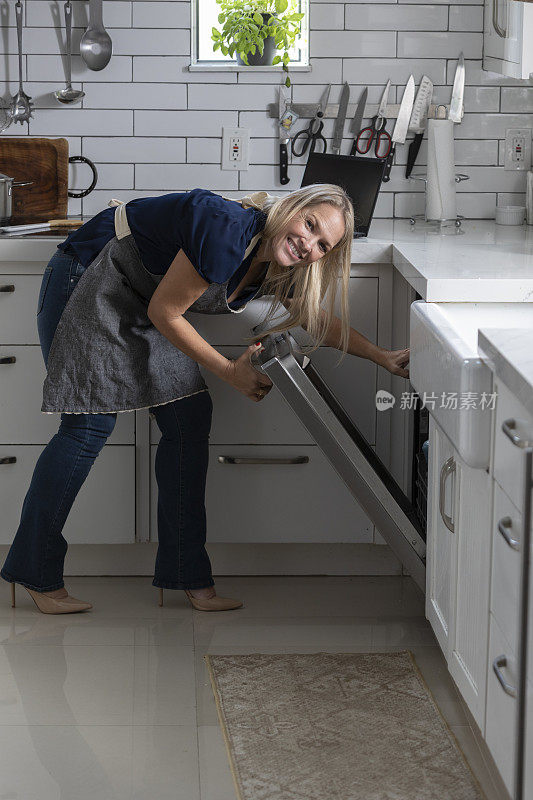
[0,346,134,444]
[149,444,373,544]
[493,379,533,509]
[0,275,43,344]
[491,483,522,655]
[0,445,135,544]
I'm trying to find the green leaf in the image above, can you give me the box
[271,54,281,64]
[221,44,229,55]
[229,42,236,56]
[218,13,225,22]
[249,44,256,54]
[253,11,263,23]
[285,75,291,87]
[212,26,220,37]
[283,52,290,64]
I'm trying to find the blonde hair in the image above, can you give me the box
[241,184,354,357]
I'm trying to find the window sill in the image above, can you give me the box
[189,63,311,72]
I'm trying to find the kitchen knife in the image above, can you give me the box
[448,52,465,123]
[349,87,368,156]
[332,82,350,155]
[278,87,290,185]
[405,75,433,179]
[382,75,415,183]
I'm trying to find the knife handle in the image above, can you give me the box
[279,142,289,185]
[405,133,424,179]
[381,145,395,183]
[349,139,358,156]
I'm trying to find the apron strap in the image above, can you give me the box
[107,198,131,240]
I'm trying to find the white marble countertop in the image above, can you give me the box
[478,326,533,419]
[2,218,533,302]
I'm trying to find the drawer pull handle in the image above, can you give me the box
[502,418,533,449]
[493,654,517,698]
[439,456,455,533]
[498,516,520,551]
[0,285,15,293]
[0,357,16,364]
[0,457,16,465]
[218,456,309,465]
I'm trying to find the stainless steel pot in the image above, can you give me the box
[0,173,33,224]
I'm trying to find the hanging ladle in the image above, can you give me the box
[55,1,84,104]
[10,0,34,124]
[80,0,112,71]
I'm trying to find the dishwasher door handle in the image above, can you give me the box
[218,456,309,465]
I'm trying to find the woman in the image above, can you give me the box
[1,185,409,615]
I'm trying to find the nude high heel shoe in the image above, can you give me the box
[157,588,243,611]
[10,583,92,614]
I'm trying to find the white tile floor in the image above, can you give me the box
[0,575,506,800]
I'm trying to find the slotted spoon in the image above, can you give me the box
[10,0,34,124]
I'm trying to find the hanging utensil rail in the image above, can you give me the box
[267,102,455,122]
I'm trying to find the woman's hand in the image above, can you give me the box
[377,348,410,378]
[223,343,273,402]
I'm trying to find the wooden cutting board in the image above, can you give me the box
[0,138,69,224]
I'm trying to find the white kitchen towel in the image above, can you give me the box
[426,119,457,222]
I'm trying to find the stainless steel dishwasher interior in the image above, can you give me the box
[251,331,426,592]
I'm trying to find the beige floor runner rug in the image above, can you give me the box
[206,651,487,800]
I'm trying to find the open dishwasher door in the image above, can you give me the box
[252,332,426,592]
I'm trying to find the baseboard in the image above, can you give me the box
[0,542,403,577]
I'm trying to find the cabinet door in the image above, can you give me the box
[484,0,522,63]
[0,445,135,544]
[426,418,457,655]
[449,454,491,732]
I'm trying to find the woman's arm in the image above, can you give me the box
[281,298,409,378]
[147,250,272,400]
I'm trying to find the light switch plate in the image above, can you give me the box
[504,128,532,171]
[221,127,250,171]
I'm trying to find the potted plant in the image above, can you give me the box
[211,0,304,87]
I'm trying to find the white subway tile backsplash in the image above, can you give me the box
[135,110,237,136]
[346,4,448,30]
[398,31,482,58]
[133,2,189,28]
[86,138,186,163]
[2,0,524,221]
[449,5,483,31]
[310,30,396,58]
[188,84,275,111]
[135,164,239,190]
[82,83,187,109]
[343,59,447,86]
[27,55,133,82]
[310,4,344,29]
[28,109,134,137]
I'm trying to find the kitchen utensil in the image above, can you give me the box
[0,139,97,224]
[0,98,13,134]
[382,74,415,183]
[291,84,331,158]
[405,75,433,179]
[448,53,465,123]
[349,87,368,155]
[10,0,34,124]
[80,0,112,71]
[0,218,83,234]
[355,80,392,159]
[495,205,526,225]
[278,87,293,185]
[331,82,350,155]
[0,173,33,224]
[55,1,85,104]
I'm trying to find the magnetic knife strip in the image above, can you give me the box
[252,332,426,591]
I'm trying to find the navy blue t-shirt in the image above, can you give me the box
[58,189,268,308]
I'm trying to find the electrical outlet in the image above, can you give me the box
[504,128,532,171]
[221,127,250,171]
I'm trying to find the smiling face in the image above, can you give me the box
[266,202,346,268]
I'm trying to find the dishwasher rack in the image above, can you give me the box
[252,332,426,592]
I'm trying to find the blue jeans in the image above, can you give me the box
[0,250,214,592]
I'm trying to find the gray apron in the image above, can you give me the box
[41,198,267,415]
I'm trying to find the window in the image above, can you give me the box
[191,0,309,69]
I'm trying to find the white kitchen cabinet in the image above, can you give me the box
[426,417,457,654]
[149,443,374,544]
[483,0,533,79]
[426,417,491,730]
[0,445,135,544]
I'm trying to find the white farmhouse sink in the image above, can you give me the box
[410,302,533,468]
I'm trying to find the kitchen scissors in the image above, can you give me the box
[355,80,392,159]
[291,84,331,158]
